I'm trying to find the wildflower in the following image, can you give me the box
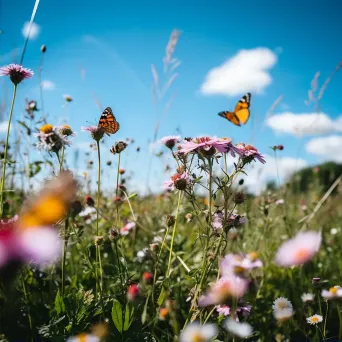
[113,196,123,205]
[199,275,249,306]
[106,160,112,166]
[35,125,72,153]
[119,168,125,174]
[301,293,315,303]
[159,308,169,320]
[142,272,153,285]
[185,213,192,223]
[163,172,191,191]
[41,44,47,53]
[178,136,239,157]
[79,206,97,224]
[67,333,100,342]
[180,322,218,342]
[321,286,342,300]
[110,141,128,154]
[94,236,104,246]
[275,199,284,206]
[234,192,245,205]
[273,308,294,322]
[81,126,104,142]
[136,146,140,152]
[63,94,73,102]
[216,305,230,316]
[85,196,95,207]
[224,318,253,338]
[235,143,266,164]
[127,284,139,301]
[220,253,263,278]
[58,124,75,137]
[275,231,322,267]
[212,212,246,231]
[108,228,119,241]
[26,100,38,113]
[312,277,321,284]
[0,63,33,85]
[277,145,284,150]
[306,314,323,325]
[160,135,181,149]
[272,297,293,312]
[120,221,136,236]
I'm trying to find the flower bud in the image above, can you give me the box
[41,44,47,53]
[110,141,128,154]
[142,272,153,285]
[234,192,245,205]
[85,196,95,206]
[108,228,119,241]
[94,236,104,246]
[166,215,175,227]
[127,284,139,301]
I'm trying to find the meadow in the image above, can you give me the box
[1,6,342,342]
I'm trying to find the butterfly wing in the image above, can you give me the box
[98,107,120,136]
[218,111,241,126]
[234,93,251,125]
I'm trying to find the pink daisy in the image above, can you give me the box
[120,221,136,236]
[220,253,263,278]
[159,135,181,149]
[235,143,266,164]
[216,305,231,316]
[0,63,34,85]
[163,172,191,191]
[81,126,104,141]
[275,231,322,267]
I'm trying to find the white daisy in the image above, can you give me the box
[273,308,294,321]
[272,297,293,312]
[180,322,218,342]
[301,293,315,303]
[306,314,323,325]
[224,318,253,338]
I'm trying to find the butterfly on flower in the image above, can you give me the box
[218,93,251,126]
[98,107,120,136]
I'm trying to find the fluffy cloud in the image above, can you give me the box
[242,154,308,194]
[41,80,55,91]
[200,47,277,97]
[306,135,342,162]
[266,112,342,136]
[22,22,40,40]
[0,121,8,133]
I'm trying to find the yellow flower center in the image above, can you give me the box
[63,124,71,129]
[248,251,258,261]
[294,248,310,263]
[192,333,205,342]
[311,316,319,323]
[234,265,246,274]
[330,287,338,295]
[40,124,53,134]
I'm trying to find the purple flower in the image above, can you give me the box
[212,211,246,231]
[220,253,263,278]
[120,221,136,236]
[178,136,237,156]
[81,125,104,141]
[0,63,33,85]
[216,305,231,316]
[235,143,266,164]
[163,172,191,191]
[160,135,181,149]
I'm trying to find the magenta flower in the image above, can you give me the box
[81,125,104,141]
[178,136,238,156]
[235,143,266,164]
[220,253,263,278]
[0,63,33,85]
[160,135,181,149]
[216,305,231,316]
[163,172,191,191]
[212,211,246,231]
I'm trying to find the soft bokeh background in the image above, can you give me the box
[1,0,342,194]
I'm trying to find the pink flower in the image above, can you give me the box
[81,126,104,141]
[120,221,136,236]
[235,143,266,164]
[178,136,239,156]
[216,305,231,316]
[163,172,191,191]
[220,253,263,278]
[275,231,322,267]
[127,284,139,301]
[0,63,34,85]
[212,212,246,231]
[199,275,249,306]
[160,135,181,149]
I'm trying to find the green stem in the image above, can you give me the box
[61,217,69,295]
[323,301,328,341]
[166,191,182,277]
[115,153,121,226]
[21,270,33,342]
[338,305,342,340]
[0,84,17,217]
[59,145,65,172]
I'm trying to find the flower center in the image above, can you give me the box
[192,333,205,342]
[294,248,310,263]
[248,251,258,261]
[311,317,319,323]
[40,124,53,134]
[330,287,338,295]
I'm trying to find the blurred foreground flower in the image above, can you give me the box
[275,231,321,267]
[220,253,263,278]
[180,322,218,342]
[67,323,107,342]
[224,318,253,338]
[321,286,342,300]
[0,63,33,85]
[272,297,294,322]
[0,172,77,270]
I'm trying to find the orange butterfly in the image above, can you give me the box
[218,93,251,126]
[98,107,120,136]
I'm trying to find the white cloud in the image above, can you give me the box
[200,47,277,97]
[22,22,40,40]
[242,154,308,194]
[41,80,55,91]
[0,121,8,133]
[306,135,342,162]
[266,112,342,136]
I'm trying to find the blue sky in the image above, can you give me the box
[1,0,342,193]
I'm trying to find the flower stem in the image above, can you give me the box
[115,153,121,226]
[323,301,328,341]
[338,305,342,340]
[0,85,17,217]
[21,270,33,342]
[59,145,65,172]
[166,191,182,278]
[61,216,69,295]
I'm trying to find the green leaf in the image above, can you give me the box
[124,303,135,331]
[54,290,65,315]
[128,193,137,200]
[157,286,166,306]
[112,299,123,333]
